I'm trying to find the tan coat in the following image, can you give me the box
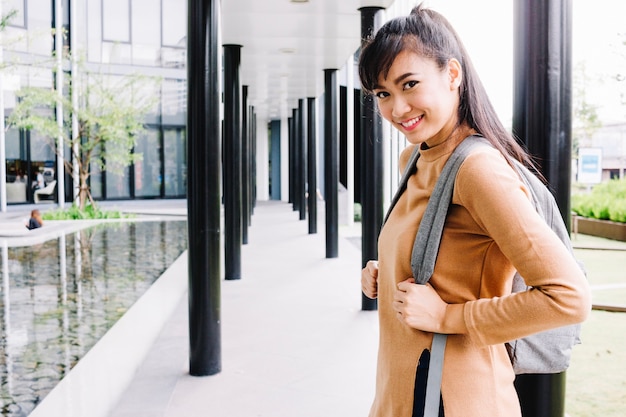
[368,134,590,417]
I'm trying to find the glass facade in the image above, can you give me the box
[2,0,188,205]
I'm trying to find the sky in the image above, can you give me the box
[423,0,626,126]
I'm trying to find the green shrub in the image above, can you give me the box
[572,179,626,223]
[42,204,133,220]
[608,198,626,223]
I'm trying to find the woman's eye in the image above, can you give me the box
[403,80,418,90]
[374,91,389,99]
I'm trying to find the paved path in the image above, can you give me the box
[106,200,376,417]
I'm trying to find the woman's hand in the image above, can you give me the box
[361,260,379,299]
[393,278,448,333]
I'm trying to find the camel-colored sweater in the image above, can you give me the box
[368,134,591,417]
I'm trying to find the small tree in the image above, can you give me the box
[572,61,601,154]
[8,63,159,210]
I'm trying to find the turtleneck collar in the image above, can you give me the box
[418,126,476,162]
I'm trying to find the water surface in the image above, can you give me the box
[0,220,187,416]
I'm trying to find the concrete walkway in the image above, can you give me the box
[106,200,377,417]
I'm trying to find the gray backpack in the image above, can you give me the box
[384,135,583,415]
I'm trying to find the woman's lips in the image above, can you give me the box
[399,116,422,131]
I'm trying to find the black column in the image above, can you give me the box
[512,0,572,415]
[248,106,257,216]
[187,0,221,376]
[298,98,307,221]
[223,44,242,280]
[292,108,301,213]
[307,97,317,234]
[359,7,384,311]
[242,85,250,244]
[289,114,298,211]
[324,69,339,258]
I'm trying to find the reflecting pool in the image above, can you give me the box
[0,220,188,416]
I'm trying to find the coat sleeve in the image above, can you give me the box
[453,148,591,347]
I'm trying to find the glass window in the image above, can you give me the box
[5,128,25,187]
[161,0,186,47]
[29,130,55,162]
[132,0,160,45]
[161,78,185,124]
[102,0,130,42]
[27,0,53,56]
[5,127,21,160]
[134,128,161,198]
[163,127,186,197]
[28,130,56,190]
[106,167,129,199]
[86,0,102,62]
[132,0,160,66]
[104,137,131,199]
[6,0,25,28]
[90,161,102,199]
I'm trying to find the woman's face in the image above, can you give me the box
[373,50,462,146]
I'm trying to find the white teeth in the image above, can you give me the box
[401,116,420,128]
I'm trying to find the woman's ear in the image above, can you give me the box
[448,58,462,90]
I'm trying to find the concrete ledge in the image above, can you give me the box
[28,250,189,417]
[574,217,626,242]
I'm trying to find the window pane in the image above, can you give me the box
[102,0,129,42]
[105,138,130,199]
[162,78,185,124]
[86,0,102,62]
[5,127,21,159]
[132,0,159,45]
[164,128,186,197]
[134,128,161,197]
[90,157,102,199]
[132,0,160,66]
[29,130,55,162]
[162,0,186,47]
[6,0,25,27]
[27,0,53,55]
[106,167,130,198]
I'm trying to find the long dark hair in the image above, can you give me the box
[359,4,535,168]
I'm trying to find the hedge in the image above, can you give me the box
[571,179,626,223]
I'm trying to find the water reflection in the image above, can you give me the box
[0,220,187,416]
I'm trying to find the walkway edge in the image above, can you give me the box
[28,250,189,417]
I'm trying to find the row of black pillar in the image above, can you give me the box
[187,21,257,376]
[286,70,339,258]
[188,1,572,415]
[223,44,258,281]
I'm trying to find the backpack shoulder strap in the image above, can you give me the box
[411,135,487,283]
[413,135,486,417]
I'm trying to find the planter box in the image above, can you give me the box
[574,217,626,242]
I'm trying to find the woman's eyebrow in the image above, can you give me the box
[393,72,417,84]
[374,72,418,90]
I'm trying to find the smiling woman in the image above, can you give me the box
[358,5,591,417]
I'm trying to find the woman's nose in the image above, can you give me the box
[391,95,411,119]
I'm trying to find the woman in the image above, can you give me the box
[358,5,590,417]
